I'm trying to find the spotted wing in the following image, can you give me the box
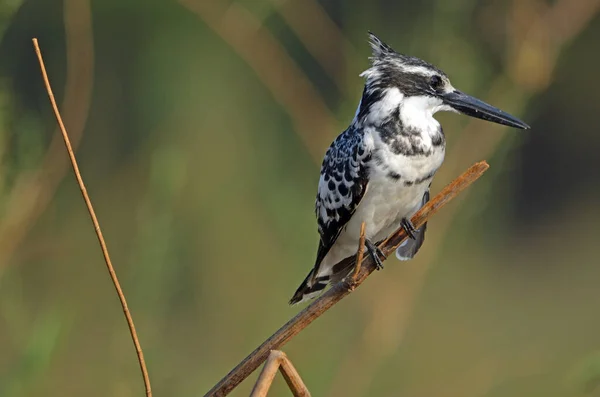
[314,129,371,273]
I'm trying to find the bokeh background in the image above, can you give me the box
[1,0,600,396]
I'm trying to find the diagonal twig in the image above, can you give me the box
[351,221,366,282]
[32,38,152,397]
[250,350,311,397]
[204,160,489,397]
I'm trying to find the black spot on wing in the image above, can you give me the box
[338,183,349,196]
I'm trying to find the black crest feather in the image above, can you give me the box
[367,31,395,60]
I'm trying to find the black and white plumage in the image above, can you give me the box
[290,32,529,304]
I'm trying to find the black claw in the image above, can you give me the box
[401,218,417,240]
[365,239,385,270]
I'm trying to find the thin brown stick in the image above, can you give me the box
[351,221,366,282]
[205,161,489,397]
[250,350,310,397]
[278,352,311,397]
[250,352,281,397]
[32,38,152,397]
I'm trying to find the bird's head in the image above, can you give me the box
[356,32,529,130]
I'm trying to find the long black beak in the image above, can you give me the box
[442,90,530,129]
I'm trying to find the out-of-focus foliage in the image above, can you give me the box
[0,0,599,396]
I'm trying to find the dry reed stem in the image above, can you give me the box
[32,39,152,397]
[351,221,366,282]
[249,350,311,397]
[204,161,489,397]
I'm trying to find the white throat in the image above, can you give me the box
[399,95,445,134]
[357,87,446,133]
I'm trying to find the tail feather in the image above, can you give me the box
[289,270,329,305]
[289,256,357,305]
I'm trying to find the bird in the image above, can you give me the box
[289,32,529,305]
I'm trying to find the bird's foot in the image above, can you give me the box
[401,218,417,240]
[365,239,385,270]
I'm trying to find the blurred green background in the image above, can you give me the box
[1,0,600,396]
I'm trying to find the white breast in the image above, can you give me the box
[322,125,444,268]
[349,144,444,239]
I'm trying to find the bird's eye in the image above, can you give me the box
[429,75,443,90]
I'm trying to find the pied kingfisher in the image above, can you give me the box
[290,32,529,304]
